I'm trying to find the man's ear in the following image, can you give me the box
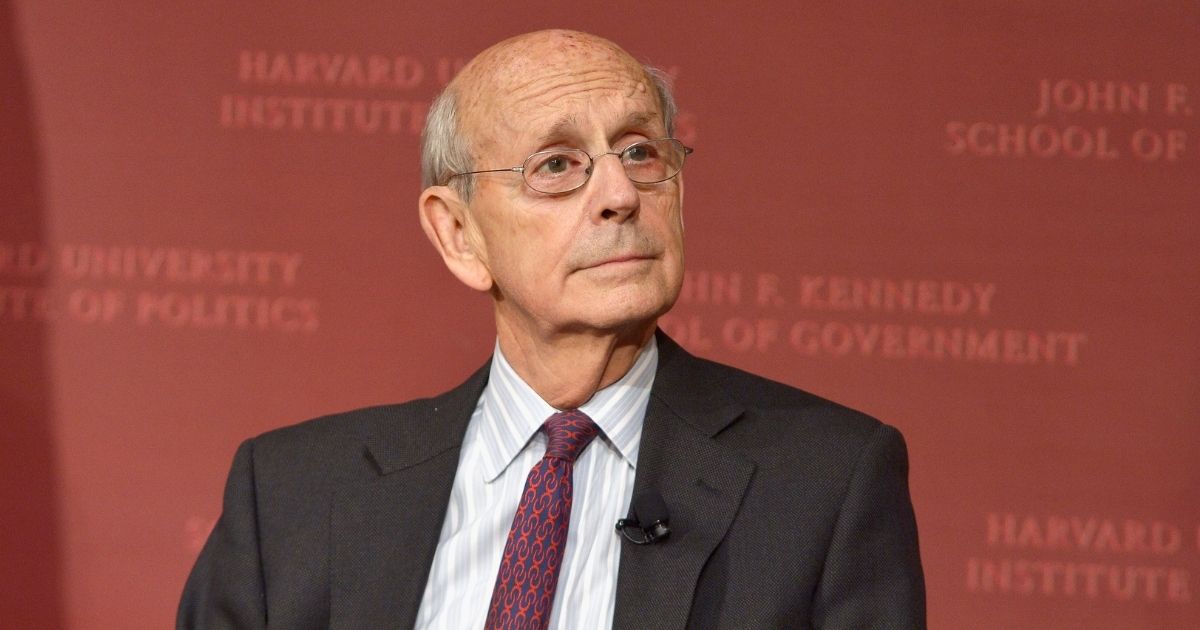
[418,186,494,292]
[677,176,685,233]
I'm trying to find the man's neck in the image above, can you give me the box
[495,319,656,410]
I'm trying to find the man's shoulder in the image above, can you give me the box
[253,400,427,450]
[242,361,489,480]
[667,350,902,468]
[665,346,887,446]
[236,400,431,483]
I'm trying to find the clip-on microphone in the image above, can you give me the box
[615,491,671,545]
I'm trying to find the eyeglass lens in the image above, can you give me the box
[522,139,688,194]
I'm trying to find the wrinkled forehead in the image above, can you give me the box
[453,32,661,155]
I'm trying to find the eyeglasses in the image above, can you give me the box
[446,138,694,195]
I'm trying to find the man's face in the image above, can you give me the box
[458,39,685,338]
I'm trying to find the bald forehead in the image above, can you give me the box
[457,30,646,98]
[451,30,659,152]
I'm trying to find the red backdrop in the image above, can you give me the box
[2,1,1197,628]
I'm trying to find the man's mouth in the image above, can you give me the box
[584,253,654,269]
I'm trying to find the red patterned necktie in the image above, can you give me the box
[484,410,600,630]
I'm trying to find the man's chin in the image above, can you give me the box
[576,292,675,333]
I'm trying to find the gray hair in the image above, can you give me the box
[420,65,679,203]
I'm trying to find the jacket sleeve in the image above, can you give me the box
[811,423,926,629]
[177,439,268,629]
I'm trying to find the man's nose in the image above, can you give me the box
[587,153,640,223]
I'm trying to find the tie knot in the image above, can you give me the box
[542,410,600,462]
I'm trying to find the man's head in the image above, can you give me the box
[418,30,687,343]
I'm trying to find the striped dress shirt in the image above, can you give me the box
[414,337,658,629]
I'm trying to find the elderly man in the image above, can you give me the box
[179,30,924,629]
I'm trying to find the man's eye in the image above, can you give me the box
[624,145,654,162]
[534,153,578,175]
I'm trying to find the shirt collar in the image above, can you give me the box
[477,336,658,483]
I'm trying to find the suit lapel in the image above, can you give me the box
[329,362,490,629]
[326,334,749,628]
[612,333,756,629]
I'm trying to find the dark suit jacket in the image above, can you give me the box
[179,332,925,629]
